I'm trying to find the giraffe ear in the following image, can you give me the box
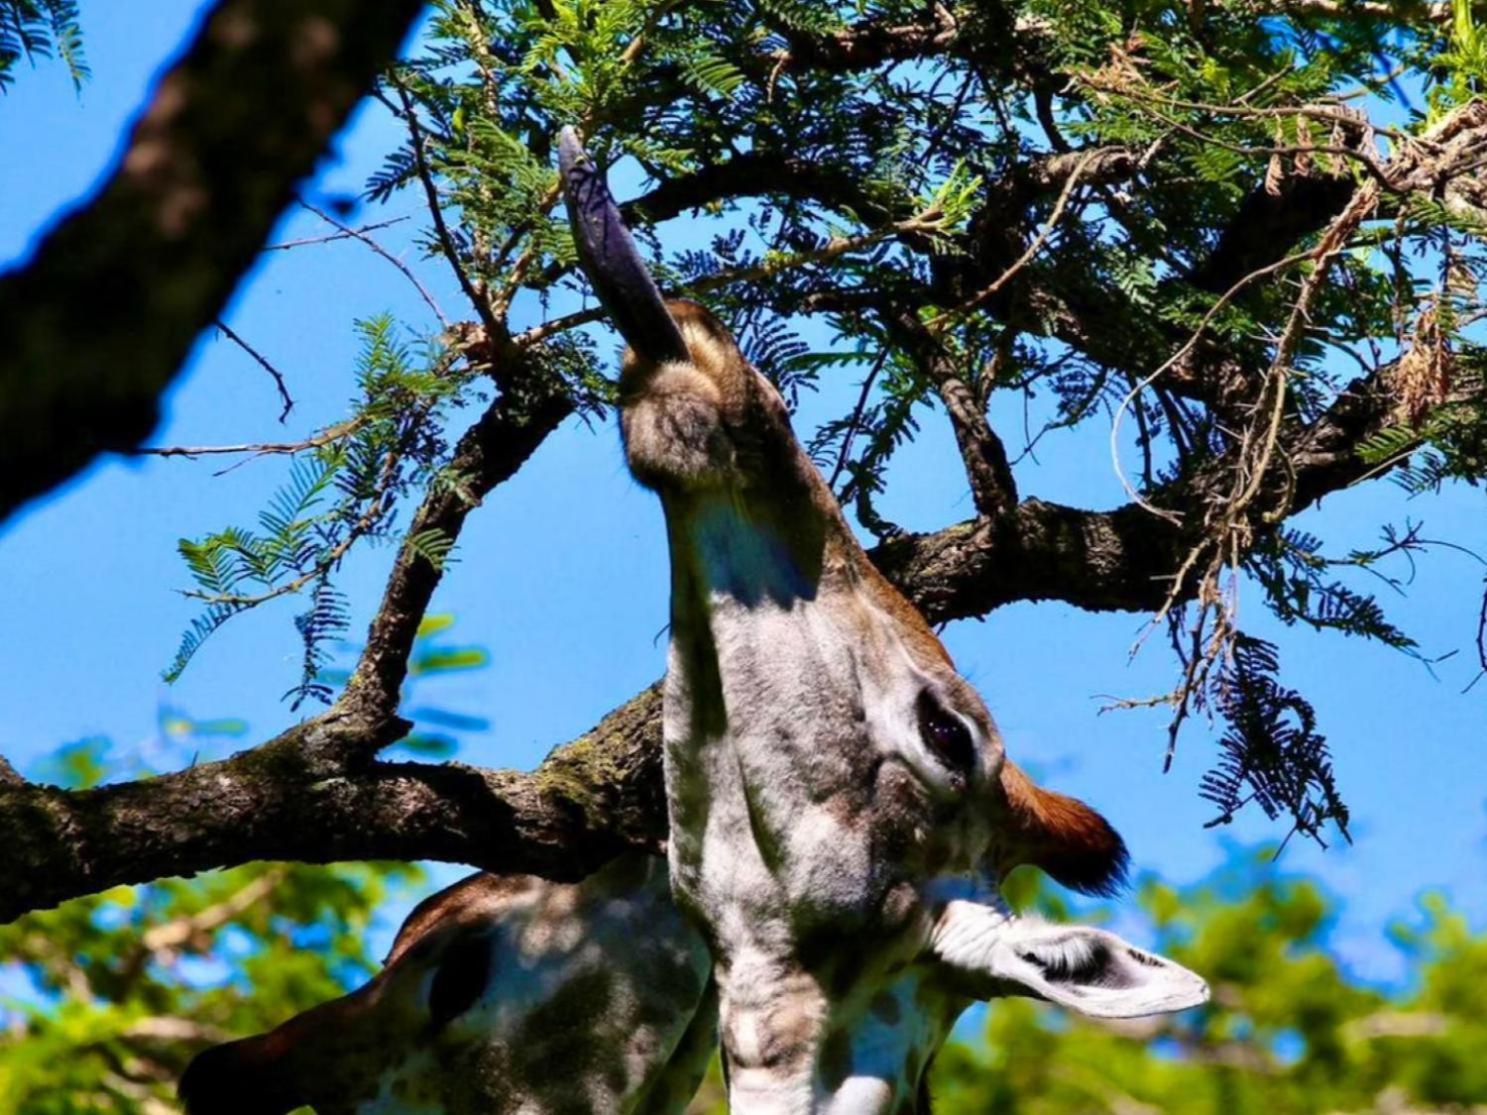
[929,902,1208,1018]
[996,761,1129,896]
[977,918,1209,1019]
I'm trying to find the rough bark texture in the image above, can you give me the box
[0,0,426,523]
[0,687,664,924]
[4,1,1474,923]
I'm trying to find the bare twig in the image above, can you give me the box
[213,320,294,422]
[828,347,891,493]
[128,419,365,462]
[297,201,448,328]
[263,215,411,252]
[391,77,507,351]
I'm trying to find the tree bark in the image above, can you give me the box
[0,0,426,523]
[0,367,1403,922]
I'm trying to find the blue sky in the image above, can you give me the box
[1,0,1483,983]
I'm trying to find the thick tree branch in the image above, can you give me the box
[0,687,663,924]
[0,0,426,523]
[0,340,1413,923]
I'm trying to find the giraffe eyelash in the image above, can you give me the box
[915,690,976,779]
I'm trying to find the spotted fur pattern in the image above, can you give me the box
[622,301,1206,1113]
[180,855,712,1115]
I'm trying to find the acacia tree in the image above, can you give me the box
[2,0,1485,925]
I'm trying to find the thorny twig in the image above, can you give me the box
[128,419,367,463]
[213,320,294,422]
[391,76,507,349]
[1114,182,1381,772]
[263,215,411,252]
[828,347,892,494]
[298,201,449,328]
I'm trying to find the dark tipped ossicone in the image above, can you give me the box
[558,126,689,366]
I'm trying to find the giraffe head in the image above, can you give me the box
[562,129,1207,1113]
[178,855,716,1115]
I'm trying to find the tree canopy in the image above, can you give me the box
[2,0,1486,1106]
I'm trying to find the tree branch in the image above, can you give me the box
[338,359,574,734]
[0,0,426,524]
[0,339,1411,923]
[770,3,962,74]
[0,687,663,924]
[878,308,1019,520]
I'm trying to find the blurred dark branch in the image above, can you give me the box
[0,0,427,524]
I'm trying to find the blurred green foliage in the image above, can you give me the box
[0,615,494,1113]
[0,859,419,1114]
[3,715,1482,1112]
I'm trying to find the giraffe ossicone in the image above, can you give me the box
[177,130,1205,1115]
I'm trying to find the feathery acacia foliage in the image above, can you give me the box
[150,0,1487,846]
[0,0,85,91]
[166,317,470,695]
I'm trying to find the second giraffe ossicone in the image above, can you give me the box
[560,126,1207,1115]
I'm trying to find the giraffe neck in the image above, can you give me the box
[716,957,964,1115]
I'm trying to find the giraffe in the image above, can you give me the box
[179,823,1176,1115]
[176,131,1206,1115]
[557,127,1207,1113]
[180,854,718,1115]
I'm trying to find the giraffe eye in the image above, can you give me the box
[916,691,975,776]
